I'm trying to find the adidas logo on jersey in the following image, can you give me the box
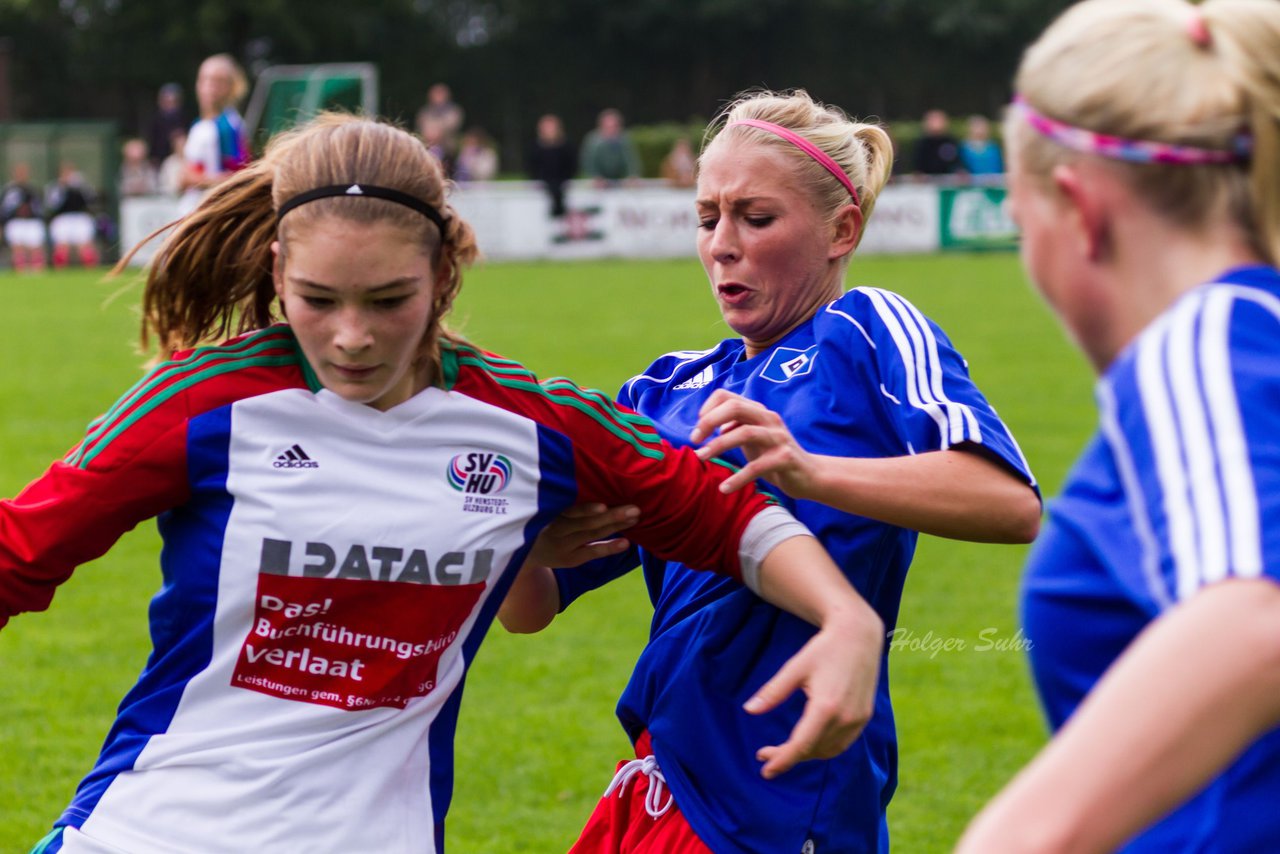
[273,444,319,469]
[673,365,714,390]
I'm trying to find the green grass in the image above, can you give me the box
[0,254,1097,852]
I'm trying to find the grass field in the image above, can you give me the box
[0,253,1097,852]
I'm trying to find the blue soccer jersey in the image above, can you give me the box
[1023,265,1280,851]
[559,287,1034,854]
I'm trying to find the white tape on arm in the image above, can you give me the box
[737,506,814,595]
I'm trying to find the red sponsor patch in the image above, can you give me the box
[232,573,483,710]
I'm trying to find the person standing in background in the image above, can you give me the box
[912,108,962,179]
[179,53,249,217]
[527,113,577,218]
[147,83,188,171]
[958,114,1005,184]
[416,82,464,168]
[580,108,641,188]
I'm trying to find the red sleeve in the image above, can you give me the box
[0,410,190,628]
[450,350,776,582]
[0,328,313,628]
[572,421,766,583]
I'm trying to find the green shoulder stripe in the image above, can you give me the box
[70,338,305,469]
[82,329,300,449]
[455,345,663,448]
[540,378,661,441]
[455,353,665,460]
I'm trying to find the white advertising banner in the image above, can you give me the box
[120,181,944,266]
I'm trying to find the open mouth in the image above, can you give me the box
[718,283,749,298]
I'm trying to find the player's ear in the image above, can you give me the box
[829,202,863,261]
[271,240,285,300]
[1051,163,1111,265]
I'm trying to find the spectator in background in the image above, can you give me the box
[660,136,697,188]
[418,116,456,178]
[158,129,187,197]
[147,82,188,170]
[959,114,1005,184]
[527,113,577,218]
[416,82,464,164]
[179,53,249,217]
[45,161,100,268]
[454,127,498,182]
[119,137,159,197]
[911,108,962,179]
[580,108,641,188]
[1,163,47,272]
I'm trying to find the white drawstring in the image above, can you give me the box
[602,753,674,818]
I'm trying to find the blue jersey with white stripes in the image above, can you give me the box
[1023,265,1280,852]
[560,287,1034,854]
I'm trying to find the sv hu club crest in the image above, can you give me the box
[447,452,512,495]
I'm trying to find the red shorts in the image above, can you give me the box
[568,731,714,854]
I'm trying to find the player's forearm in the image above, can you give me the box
[802,448,1039,543]
[496,563,559,634]
[957,577,1280,853]
[754,534,883,638]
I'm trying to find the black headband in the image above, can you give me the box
[276,183,448,234]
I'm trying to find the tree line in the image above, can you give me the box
[0,0,1075,171]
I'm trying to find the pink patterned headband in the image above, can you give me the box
[727,119,860,205]
[1011,95,1251,166]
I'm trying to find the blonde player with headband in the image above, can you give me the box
[1,113,885,854]
[958,1,1280,851]
[499,89,1041,853]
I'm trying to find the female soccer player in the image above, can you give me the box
[500,89,1041,853]
[178,53,249,217]
[957,1,1280,851]
[1,114,884,854]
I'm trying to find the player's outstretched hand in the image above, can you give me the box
[691,389,819,498]
[526,502,639,569]
[744,604,884,779]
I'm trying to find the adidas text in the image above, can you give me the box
[673,366,713,390]
[274,443,319,469]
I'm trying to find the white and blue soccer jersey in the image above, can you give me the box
[0,327,786,854]
[557,287,1034,854]
[1023,264,1280,852]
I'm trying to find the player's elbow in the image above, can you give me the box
[1008,491,1042,544]
[988,486,1041,544]
[497,603,556,634]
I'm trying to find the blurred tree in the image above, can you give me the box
[0,0,1073,173]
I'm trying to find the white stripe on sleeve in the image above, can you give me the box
[1135,309,1202,601]
[1201,289,1262,578]
[1099,380,1174,609]
[886,290,982,444]
[860,288,951,447]
[1167,295,1229,585]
